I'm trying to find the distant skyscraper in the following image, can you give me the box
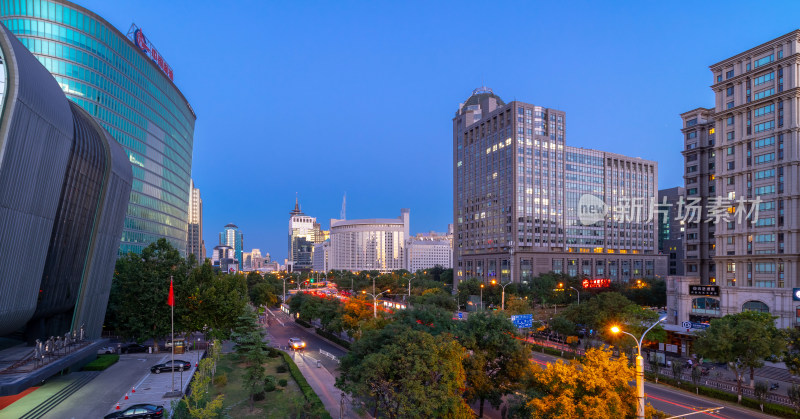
[453,87,665,287]
[220,224,243,270]
[288,198,322,272]
[244,249,263,271]
[187,180,205,260]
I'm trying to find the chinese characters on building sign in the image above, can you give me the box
[688,285,720,296]
[129,26,174,81]
[577,194,762,226]
[582,278,611,289]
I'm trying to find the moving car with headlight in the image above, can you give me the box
[288,338,306,350]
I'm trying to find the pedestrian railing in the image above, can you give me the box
[320,349,340,364]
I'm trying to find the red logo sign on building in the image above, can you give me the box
[582,278,611,289]
[130,26,174,81]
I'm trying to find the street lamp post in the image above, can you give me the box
[480,283,484,311]
[281,276,287,304]
[362,289,390,318]
[406,277,412,301]
[569,286,580,304]
[610,316,666,419]
[491,279,512,310]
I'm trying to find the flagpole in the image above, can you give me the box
[170,275,175,393]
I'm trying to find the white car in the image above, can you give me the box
[97,346,115,354]
[288,338,306,350]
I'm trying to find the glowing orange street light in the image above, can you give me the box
[610,315,666,419]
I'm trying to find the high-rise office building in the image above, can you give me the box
[0,0,197,255]
[658,187,686,276]
[187,179,204,260]
[670,31,800,328]
[288,198,322,272]
[219,224,243,271]
[0,22,131,344]
[453,87,666,287]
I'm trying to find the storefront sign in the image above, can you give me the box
[689,285,719,296]
[582,278,611,288]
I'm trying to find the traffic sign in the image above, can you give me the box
[511,314,533,329]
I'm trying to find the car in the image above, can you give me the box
[121,344,148,354]
[288,338,306,350]
[104,403,164,418]
[150,359,191,373]
[97,346,115,355]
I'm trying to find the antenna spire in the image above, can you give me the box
[340,192,347,220]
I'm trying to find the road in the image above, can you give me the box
[531,352,777,419]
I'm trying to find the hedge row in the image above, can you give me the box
[295,318,312,328]
[315,328,351,350]
[645,372,800,418]
[529,343,582,360]
[83,354,119,371]
[279,350,332,419]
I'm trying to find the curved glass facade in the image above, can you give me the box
[0,0,196,255]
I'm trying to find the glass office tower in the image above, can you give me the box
[0,0,196,255]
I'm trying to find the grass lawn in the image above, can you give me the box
[211,353,309,418]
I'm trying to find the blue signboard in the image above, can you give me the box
[457,312,463,320]
[511,314,533,329]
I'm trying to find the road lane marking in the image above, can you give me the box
[646,394,725,418]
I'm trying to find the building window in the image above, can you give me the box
[692,298,720,315]
[754,55,774,69]
[726,69,735,79]
[727,116,734,125]
[686,131,697,139]
[727,131,735,141]
[742,300,770,313]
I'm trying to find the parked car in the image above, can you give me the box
[121,344,148,354]
[104,403,164,418]
[97,346,115,355]
[150,359,191,373]
[288,338,306,350]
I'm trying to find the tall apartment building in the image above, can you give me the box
[672,30,800,328]
[187,180,205,260]
[658,187,686,276]
[219,224,243,271]
[453,87,666,287]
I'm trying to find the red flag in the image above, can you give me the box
[168,278,174,306]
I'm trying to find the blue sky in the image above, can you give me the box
[78,0,800,262]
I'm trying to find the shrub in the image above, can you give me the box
[267,347,281,358]
[276,364,288,373]
[213,373,227,387]
[253,391,266,401]
[264,381,276,392]
[295,318,312,328]
[82,354,119,371]
[278,378,288,387]
[315,327,351,350]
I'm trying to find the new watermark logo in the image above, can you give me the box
[576,194,762,226]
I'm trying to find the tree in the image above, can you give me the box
[337,327,471,418]
[232,307,269,410]
[182,357,224,418]
[504,294,532,315]
[693,311,785,402]
[410,288,457,311]
[340,295,377,339]
[563,292,665,349]
[458,312,529,417]
[787,384,800,413]
[783,327,800,376]
[106,239,191,345]
[754,381,769,412]
[522,346,637,418]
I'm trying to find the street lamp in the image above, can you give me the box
[610,316,666,419]
[491,279,512,310]
[406,276,413,301]
[570,286,580,304]
[480,283,484,311]
[280,275,288,304]
[362,289,390,318]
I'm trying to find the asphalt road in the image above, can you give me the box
[264,309,347,369]
[530,352,777,419]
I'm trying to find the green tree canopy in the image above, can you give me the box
[693,310,785,401]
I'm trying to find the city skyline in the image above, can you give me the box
[67,0,800,262]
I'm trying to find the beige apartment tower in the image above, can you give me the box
[674,30,800,328]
